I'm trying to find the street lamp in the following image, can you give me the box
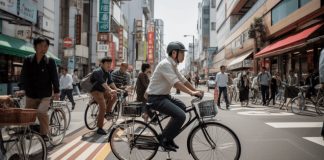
[184,34,195,75]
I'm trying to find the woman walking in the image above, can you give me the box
[238,74,250,107]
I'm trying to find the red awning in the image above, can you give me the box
[255,23,322,58]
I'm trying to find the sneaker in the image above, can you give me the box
[96,128,107,135]
[157,135,176,152]
[72,104,75,110]
[226,104,230,110]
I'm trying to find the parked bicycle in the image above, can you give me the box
[84,90,127,130]
[108,95,241,160]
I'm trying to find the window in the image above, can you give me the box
[211,0,216,8]
[271,0,310,25]
[211,22,216,30]
[216,0,225,30]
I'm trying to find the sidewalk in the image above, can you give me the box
[73,93,89,101]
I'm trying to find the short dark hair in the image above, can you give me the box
[262,67,266,70]
[62,67,68,72]
[74,69,78,72]
[101,57,112,64]
[220,65,225,69]
[141,63,150,72]
[33,37,50,47]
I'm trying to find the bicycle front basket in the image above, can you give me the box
[197,100,217,118]
[122,102,144,117]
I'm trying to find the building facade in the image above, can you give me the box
[0,0,60,95]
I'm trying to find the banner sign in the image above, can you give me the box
[147,23,154,64]
[18,0,37,23]
[109,42,116,69]
[98,0,110,32]
[118,27,123,59]
[0,0,17,15]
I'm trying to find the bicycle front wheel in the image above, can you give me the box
[61,103,71,129]
[109,120,159,160]
[84,102,99,130]
[49,109,67,146]
[188,122,241,160]
[5,132,47,160]
[316,97,324,115]
[290,97,304,114]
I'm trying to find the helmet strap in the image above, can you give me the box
[175,50,180,63]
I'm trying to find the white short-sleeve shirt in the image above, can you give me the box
[215,72,228,87]
[146,57,188,95]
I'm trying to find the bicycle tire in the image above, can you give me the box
[5,131,47,160]
[109,120,159,160]
[316,97,324,115]
[111,101,120,124]
[62,103,71,129]
[49,109,66,146]
[84,102,99,130]
[188,122,241,160]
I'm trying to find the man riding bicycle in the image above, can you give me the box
[146,41,202,152]
[90,57,120,135]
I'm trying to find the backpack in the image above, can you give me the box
[80,73,95,93]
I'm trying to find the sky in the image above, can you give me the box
[154,0,200,70]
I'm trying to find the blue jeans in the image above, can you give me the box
[217,87,229,106]
[147,95,186,141]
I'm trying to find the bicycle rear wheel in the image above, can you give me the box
[84,102,99,130]
[5,131,47,160]
[188,122,241,160]
[49,109,66,146]
[109,120,159,160]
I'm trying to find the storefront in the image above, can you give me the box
[0,34,61,95]
[227,50,253,76]
[255,23,324,83]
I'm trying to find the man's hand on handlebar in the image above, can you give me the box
[53,93,60,100]
[191,90,203,98]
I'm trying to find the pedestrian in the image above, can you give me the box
[258,67,271,106]
[136,63,151,122]
[287,70,298,86]
[17,37,60,141]
[268,75,278,106]
[60,67,76,110]
[194,74,199,88]
[90,57,118,135]
[319,49,324,139]
[251,73,259,100]
[215,65,230,109]
[238,74,250,107]
[72,69,81,96]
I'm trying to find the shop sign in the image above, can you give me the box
[18,0,37,23]
[0,0,17,15]
[97,43,109,52]
[15,25,31,40]
[75,14,81,45]
[109,42,115,69]
[147,23,154,64]
[98,0,110,32]
[118,27,123,59]
[243,59,253,68]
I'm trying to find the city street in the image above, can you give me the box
[47,86,324,160]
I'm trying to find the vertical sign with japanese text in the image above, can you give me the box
[118,27,123,60]
[75,14,82,45]
[98,0,110,32]
[147,23,155,64]
[109,42,116,69]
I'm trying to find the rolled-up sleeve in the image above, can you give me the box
[160,64,181,86]
[176,69,188,83]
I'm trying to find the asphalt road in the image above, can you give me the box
[47,86,324,160]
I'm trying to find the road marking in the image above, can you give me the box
[230,107,267,111]
[238,111,294,116]
[74,135,109,160]
[93,143,111,160]
[49,136,83,159]
[266,122,323,128]
[303,137,324,146]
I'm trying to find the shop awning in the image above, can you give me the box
[255,23,323,58]
[227,51,253,70]
[0,34,61,64]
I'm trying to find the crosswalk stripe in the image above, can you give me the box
[93,143,111,160]
[59,137,96,159]
[303,137,324,146]
[49,136,83,159]
[266,122,322,128]
[74,135,109,160]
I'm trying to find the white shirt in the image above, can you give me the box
[146,57,188,95]
[216,72,228,87]
[60,74,73,90]
[252,77,259,89]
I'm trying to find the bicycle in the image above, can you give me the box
[84,90,127,130]
[9,95,67,146]
[0,102,47,160]
[289,85,324,115]
[108,96,241,160]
